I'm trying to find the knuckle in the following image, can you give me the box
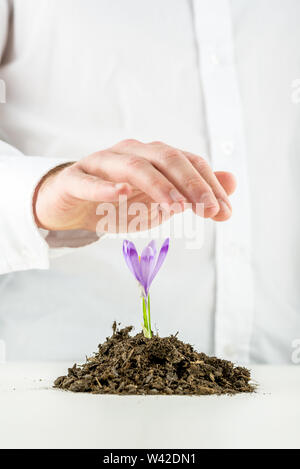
[192,155,208,169]
[147,176,161,188]
[119,138,139,148]
[79,151,102,169]
[159,148,182,164]
[83,151,98,161]
[149,140,164,146]
[126,155,146,170]
[185,176,202,192]
[94,149,106,158]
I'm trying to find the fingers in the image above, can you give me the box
[80,149,186,210]
[62,165,132,202]
[77,139,236,222]
[214,171,237,196]
[183,151,232,221]
[113,139,220,218]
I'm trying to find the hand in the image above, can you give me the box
[34,139,237,233]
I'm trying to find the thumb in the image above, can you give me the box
[66,166,132,202]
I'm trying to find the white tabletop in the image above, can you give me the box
[0,362,299,449]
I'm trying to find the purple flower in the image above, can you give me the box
[123,238,170,297]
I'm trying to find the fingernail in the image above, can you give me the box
[218,198,232,215]
[200,192,218,208]
[115,183,129,192]
[169,189,186,202]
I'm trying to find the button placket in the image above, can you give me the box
[193,0,254,364]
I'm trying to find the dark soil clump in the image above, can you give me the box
[54,323,255,395]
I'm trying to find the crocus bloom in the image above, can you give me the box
[123,238,169,338]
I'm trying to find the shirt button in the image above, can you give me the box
[225,242,249,262]
[21,247,30,257]
[210,52,220,65]
[221,140,235,156]
[223,344,236,359]
[226,242,238,257]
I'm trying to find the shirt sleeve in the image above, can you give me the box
[0,0,9,63]
[0,144,76,273]
[0,1,101,274]
[0,142,102,273]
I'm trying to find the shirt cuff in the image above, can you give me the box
[39,229,104,259]
[0,155,73,274]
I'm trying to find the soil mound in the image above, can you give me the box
[54,323,255,395]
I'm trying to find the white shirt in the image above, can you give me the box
[0,0,299,364]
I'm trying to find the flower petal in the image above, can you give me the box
[140,241,157,294]
[147,240,157,258]
[123,240,142,283]
[123,240,134,274]
[148,238,169,287]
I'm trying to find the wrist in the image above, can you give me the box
[33,162,75,229]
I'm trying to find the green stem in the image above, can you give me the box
[147,294,152,338]
[142,297,148,332]
[142,294,152,338]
